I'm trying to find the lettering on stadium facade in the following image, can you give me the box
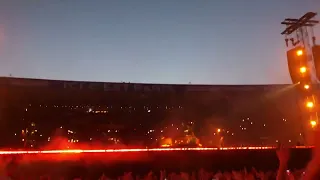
[63,82,276,92]
[4,78,289,93]
[63,82,176,92]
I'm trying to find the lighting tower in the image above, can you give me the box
[281,12,319,145]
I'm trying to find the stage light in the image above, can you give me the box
[304,84,310,90]
[310,120,317,128]
[297,49,304,56]
[300,66,307,73]
[217,129,221,133]
[287,47,310,83]
[306,101,314,108]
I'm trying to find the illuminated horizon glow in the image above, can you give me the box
[0,146,313,155]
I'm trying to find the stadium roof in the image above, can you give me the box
[0,77,292,93]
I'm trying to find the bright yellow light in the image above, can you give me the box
[217,129,221,133]
[297,50,304,56]
[304,84,310,89]
[306,101,314,108]
[300,66,307,73]
[161,144,171,147]
[310,120,317,128]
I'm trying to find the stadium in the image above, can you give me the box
[0,77,309,149]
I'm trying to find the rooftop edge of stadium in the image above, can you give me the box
[0,76,292,87]
[0,76,303,93]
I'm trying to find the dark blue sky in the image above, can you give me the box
[0,0,319,84]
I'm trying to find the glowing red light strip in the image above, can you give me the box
[0,146,313,155]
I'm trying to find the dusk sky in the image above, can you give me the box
[0,0,319,84]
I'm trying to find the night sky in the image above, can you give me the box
[0,0,319,84]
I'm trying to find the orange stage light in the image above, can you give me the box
[306,101,314,108]
[296,50,304,56]
[300,66,307,73]
[310,120,317,128]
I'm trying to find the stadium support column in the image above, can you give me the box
[281,12,319,146]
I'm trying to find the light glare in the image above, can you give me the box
[310,120,317,128]
[297,50,304,56]
[306,101,314,108]
[300,66,307,73]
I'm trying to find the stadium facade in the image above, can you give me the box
[0,77,310,148]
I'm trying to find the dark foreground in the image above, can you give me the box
[3,148,312,179]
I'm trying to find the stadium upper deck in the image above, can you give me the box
[0,76,293,93]
[0,76,301,105]
[0,77,310,148]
